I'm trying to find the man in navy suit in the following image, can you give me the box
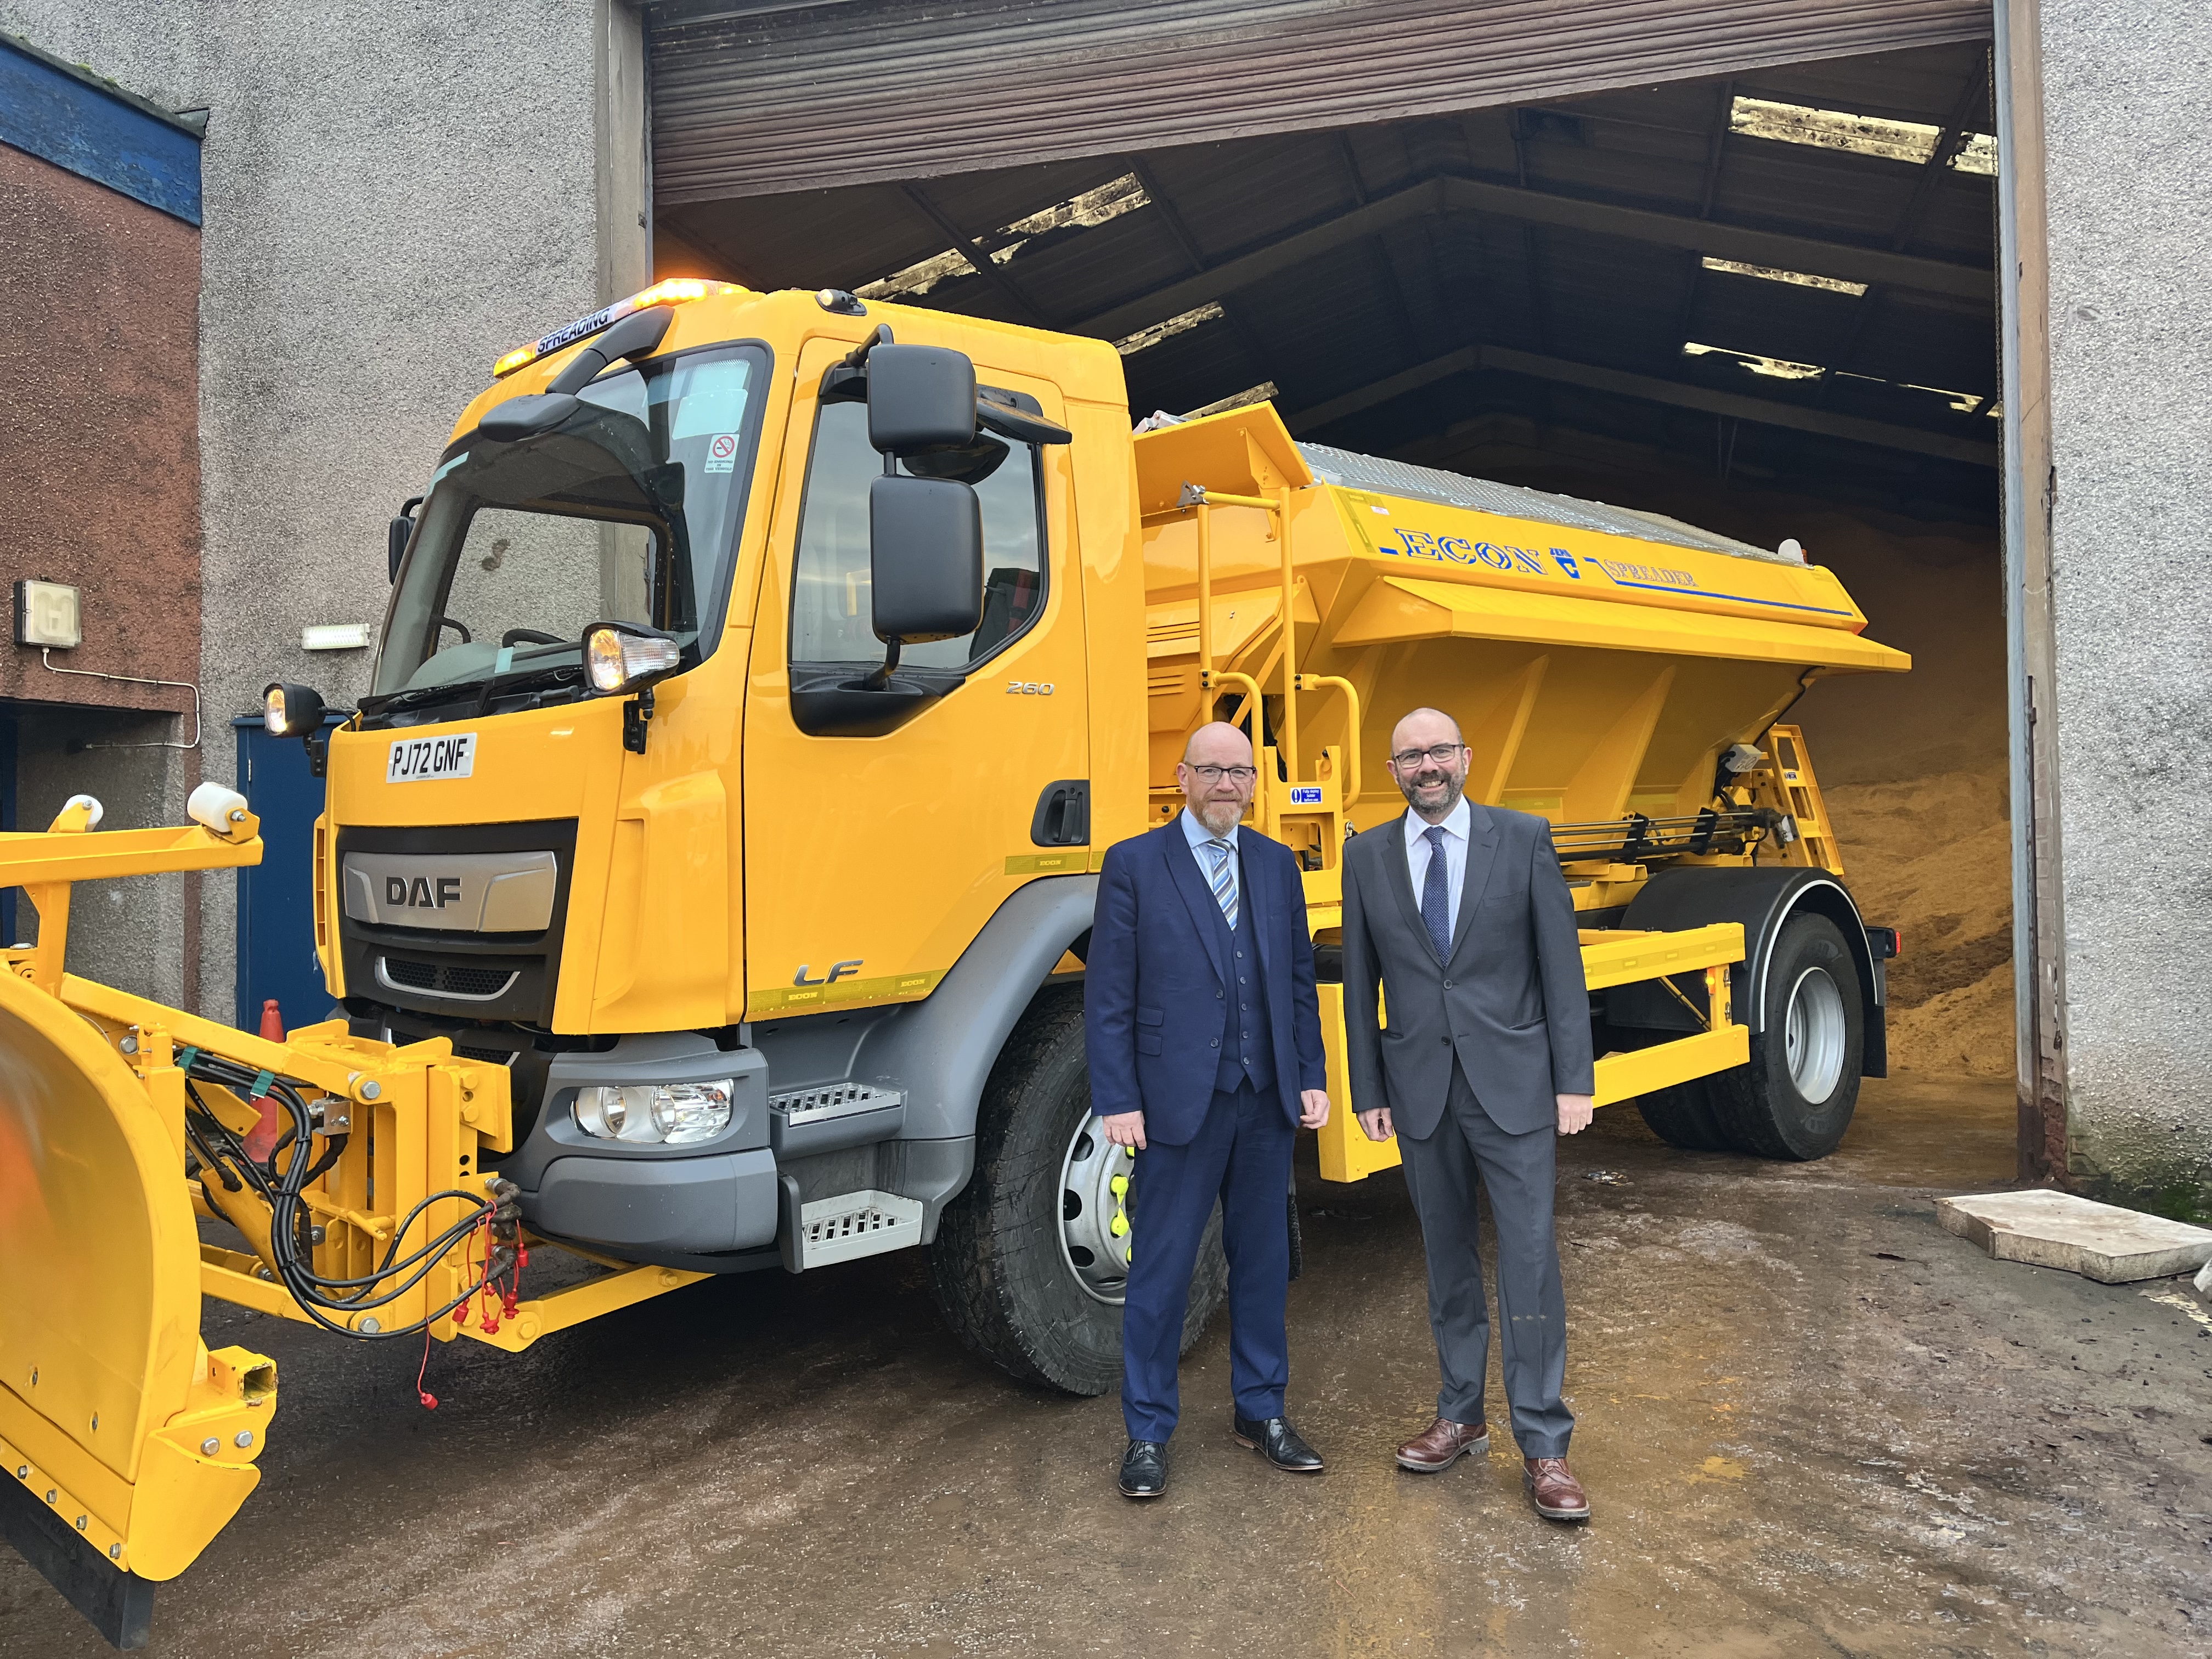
[1085,720,1330,1499]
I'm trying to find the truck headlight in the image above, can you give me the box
[584,623,682,695]
[572,1080,733,1145]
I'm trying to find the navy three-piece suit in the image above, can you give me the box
[1085,814,1327,1441]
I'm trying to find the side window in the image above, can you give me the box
[789,396,1045,675]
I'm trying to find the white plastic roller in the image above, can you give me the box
[187,781,251,833]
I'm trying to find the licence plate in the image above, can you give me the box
[386,732,478,782]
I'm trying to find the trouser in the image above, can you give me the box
[1397,1061,1573,1458]
[1119,1080,1295,1442]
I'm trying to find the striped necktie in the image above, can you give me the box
[1203,838,1239,931]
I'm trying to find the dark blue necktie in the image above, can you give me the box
[1420,825,1452,962]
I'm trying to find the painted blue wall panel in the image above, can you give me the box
[0,36,200,224]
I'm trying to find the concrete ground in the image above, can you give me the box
[4,1075,2209,1658]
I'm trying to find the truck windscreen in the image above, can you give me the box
[370,344,765,709]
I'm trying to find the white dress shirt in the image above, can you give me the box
[1403,795,1471,943]
[1180,808,1240,915]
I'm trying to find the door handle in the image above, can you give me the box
[1030,780,1089,847]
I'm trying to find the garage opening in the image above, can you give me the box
[649,33,2011,1086]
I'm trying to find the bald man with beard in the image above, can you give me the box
[1341,706,1596,1522]
[1085,721,1330,1500]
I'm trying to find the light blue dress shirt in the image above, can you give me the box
[1403,795,1471,944]
[1180,808,1240,917]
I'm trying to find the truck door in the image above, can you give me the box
[741,336,1087,1021]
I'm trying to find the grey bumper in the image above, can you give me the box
[533,1147,779,1252]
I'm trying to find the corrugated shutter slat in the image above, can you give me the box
[646,0,1993,203]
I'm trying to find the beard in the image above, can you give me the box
[1398,770,1465,816]
[1194,797,1244,835]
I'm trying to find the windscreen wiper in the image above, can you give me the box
[364,664,581,724]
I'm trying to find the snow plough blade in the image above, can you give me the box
[0,793,280,1646]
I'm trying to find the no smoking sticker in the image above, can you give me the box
[704,432,738,473]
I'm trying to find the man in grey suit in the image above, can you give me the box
[1340,706,1596,1521]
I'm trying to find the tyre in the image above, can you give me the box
[928,984,1227,1395]
[1706,911,1864,1160]
[1635,1077,1735,1152]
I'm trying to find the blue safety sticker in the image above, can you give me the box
[1289,786,1323,805]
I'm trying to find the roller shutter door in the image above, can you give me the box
[647,0,1993,203]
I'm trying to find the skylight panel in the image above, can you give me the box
[1731,96,1998,174]
[1682,341,1825,380]
[856,174,1151,302]
[1115,301,1225,357]
[1700,257,1868,297]
[1183,381,1278,418]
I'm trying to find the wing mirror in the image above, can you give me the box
[865,345,978,454]
[388,495,423,582]
[868,476,984,650]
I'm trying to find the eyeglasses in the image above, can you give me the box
[1389,743,1467,769]
[1186,764,1259,784]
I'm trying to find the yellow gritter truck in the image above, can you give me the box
[0,276,1905,1644]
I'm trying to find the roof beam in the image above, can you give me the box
[1075,173,1993,339]
[1282,343,1999,467]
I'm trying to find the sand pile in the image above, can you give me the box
[1784,506,2013,1076]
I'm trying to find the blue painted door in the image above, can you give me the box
[233,715,336,1033]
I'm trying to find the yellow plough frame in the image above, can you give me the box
[0,798,704,1646]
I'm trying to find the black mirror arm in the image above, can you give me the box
[858,637,902,693]
[976,400,1071,445]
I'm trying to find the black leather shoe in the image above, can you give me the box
[1233,1414,1325,1472]
[1119,1438,1169,1499]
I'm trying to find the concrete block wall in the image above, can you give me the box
[0,0,648,1022]
[2038,0,2212,1210]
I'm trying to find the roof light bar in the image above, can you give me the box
[493,278,740,378]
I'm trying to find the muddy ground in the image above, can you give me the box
[5,1074,2208,1658]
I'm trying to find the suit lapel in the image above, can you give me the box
[1161,823,1231,988]
[1447,801,1502,970]
[1242,838,1273,972]
[1380,810,1429,946]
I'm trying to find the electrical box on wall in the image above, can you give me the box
[13,579,81,648]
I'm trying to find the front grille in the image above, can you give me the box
[337,819,577,1027]
[455,1042,520,1066]
[379,957,520,1001]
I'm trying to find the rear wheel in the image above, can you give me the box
[1707,911,1864,1160]
[1634,913,1864,1159]
[928,985,1227,1395]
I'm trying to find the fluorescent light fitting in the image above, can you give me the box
[1682,342,1825,381]
[1182,381,1278,419]
[1116,301,1226,356]
[859,173,1150,302]
[1700,257,1867,298]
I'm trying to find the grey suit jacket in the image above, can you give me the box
[1340,803,1595,1138]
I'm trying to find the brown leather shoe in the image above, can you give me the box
[1523,1456,1590,1521]
[1395,1417,1490,1472]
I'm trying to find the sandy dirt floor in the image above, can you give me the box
[5,1073,2207,1658]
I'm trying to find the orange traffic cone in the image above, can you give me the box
[241,999,285,1161]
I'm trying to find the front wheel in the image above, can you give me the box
[927,985,1227,1395]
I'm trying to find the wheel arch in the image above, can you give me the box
[1615,865,1886,1078]
[850,873,1097,1140]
